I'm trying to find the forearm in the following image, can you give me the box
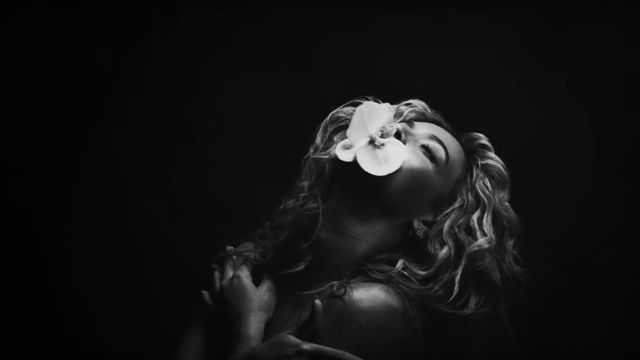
[174,316,208,360]
[232,317,268,354]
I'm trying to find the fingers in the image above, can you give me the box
[258,273,274,292]
[292,296,323,341]
[201,290,214,307]
[213,265,221,295]
[219,244,256,290]
[221,255,235,286]
[257,274,275,304]
[234,261,252,280]
[296,342,364,360]
[224,245,246,270]
[310,297,323,327]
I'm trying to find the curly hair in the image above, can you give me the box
[218,96,524,319]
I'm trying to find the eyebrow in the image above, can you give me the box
[428,133,450,165]
[402,118,451,165]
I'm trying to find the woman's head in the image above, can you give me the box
[233,96,523,315]
[376,108,468,222]
[309,98,468,223]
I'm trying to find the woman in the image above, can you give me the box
[176,97,523,360]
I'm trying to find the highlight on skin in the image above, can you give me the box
[218,96,524,321]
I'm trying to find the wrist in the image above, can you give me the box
[234,327,264,353]
[236,312,270,331]
[233,316,268,351]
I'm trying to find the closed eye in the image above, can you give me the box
[420,144,437,165]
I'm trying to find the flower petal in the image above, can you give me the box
[335,137,370,162]
[347,102,395,142]
[355,138,409,176]
[335,138,356,162]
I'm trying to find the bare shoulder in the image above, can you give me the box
[325,281,407,316]
[316,282,421,360]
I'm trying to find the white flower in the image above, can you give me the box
[334,101,409,176]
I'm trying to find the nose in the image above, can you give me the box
[393,124,407,145]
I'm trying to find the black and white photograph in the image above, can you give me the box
[4,4,638,360]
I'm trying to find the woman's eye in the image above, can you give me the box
[420,144,437,164]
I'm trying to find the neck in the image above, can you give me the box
[285,186,409,292]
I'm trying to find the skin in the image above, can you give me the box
[336,120,468,223]
[184,118,468,360]
[215,257,416,360]
[386,121,467,220]
[288,121,467,290]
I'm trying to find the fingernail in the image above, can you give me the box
[201,290,213,305]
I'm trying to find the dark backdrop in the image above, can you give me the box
[4,7,638,360]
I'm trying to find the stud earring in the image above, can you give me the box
[412,218,430,240]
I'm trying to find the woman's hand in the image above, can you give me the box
[203,245,276,323]
[228,298,364,360]
[223,253,276,327]
[228,333,364,360]
[202,245,276,352]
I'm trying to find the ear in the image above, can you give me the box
[410,215,434,232]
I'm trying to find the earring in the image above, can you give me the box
[412,219,429,240]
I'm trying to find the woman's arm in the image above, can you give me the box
[217,252,276,354]
[198,247,366,360]
[179,245,372,360]
[228,297,364,360]
[173,313,208,360]
[175,244,273,360]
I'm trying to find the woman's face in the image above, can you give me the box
[378,120,467,221]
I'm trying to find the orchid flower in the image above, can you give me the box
[334,101,409,176]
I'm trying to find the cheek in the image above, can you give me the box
[381,154,446,217]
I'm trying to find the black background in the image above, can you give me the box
[4,5,639,360]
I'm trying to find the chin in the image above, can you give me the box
[332,160,439,219]
[380,168,439,220]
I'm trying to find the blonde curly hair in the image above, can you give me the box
[220,96,524,318]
